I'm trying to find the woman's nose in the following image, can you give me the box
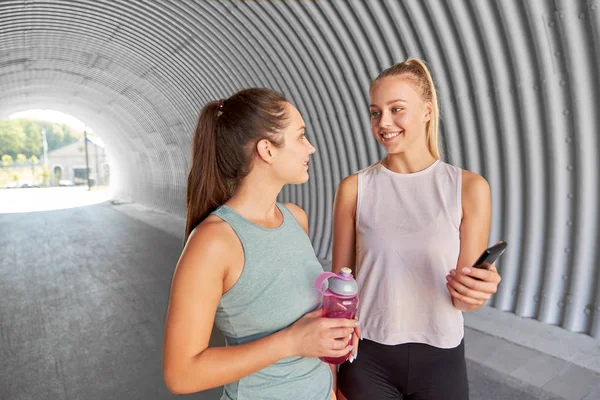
[379,111,392,128]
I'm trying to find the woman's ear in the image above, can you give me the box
[424,102,433,122]
[256,139,276,164]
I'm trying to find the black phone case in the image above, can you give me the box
[473,241,507,269]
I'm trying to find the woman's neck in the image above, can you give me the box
[382,151,437,174]
[225,171,283,225]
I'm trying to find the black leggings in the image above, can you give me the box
[338,339,468,400]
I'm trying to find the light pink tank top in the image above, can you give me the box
[355,160,464,349]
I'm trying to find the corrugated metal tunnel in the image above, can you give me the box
[0,0,598,339]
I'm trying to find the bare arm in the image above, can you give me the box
[163,220,292,393]
[163,217,356,394]
[332,175,358,275]
[446,170,501,312]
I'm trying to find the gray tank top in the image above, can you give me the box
[212,203,332,400]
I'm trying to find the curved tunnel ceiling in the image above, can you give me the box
[0,0,598,338]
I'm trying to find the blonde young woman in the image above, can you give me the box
[163,88,358,400]
[332,60,502,400]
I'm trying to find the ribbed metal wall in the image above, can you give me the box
[0,0,598,338]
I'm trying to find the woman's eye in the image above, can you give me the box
[392,107,403,113]
[370,111,380,118]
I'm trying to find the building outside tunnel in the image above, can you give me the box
[46,136,109,186]
[0,0,599,398]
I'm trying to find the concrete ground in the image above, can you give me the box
[1,190,598,399]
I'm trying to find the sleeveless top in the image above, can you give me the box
[355,160,464,349]
[211,203,332,400]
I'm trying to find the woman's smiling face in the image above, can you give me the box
[369,76,432,155]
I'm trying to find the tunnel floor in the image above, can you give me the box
[0,201,559,400]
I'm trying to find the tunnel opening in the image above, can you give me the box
[0,109,111,213]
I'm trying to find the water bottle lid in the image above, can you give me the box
[328,268,358,297]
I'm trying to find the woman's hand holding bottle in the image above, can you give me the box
[284,309,358,359]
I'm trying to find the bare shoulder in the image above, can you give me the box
[338,173,358,195]
[461,169,491,210]
[282,202,309,234]
[334,173,358,216]
[180,215,238,272]
[187,214,235,247]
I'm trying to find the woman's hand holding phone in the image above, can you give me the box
[446,241,505,309]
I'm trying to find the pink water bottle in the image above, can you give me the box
[314,267,359,364]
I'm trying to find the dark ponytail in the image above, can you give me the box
[185,101,229,240]
[185,88,289,241]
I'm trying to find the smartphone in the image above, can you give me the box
[472,241,507,270]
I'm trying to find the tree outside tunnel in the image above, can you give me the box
[0,110,110,189]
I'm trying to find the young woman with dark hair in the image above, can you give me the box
[163,88,358,400]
